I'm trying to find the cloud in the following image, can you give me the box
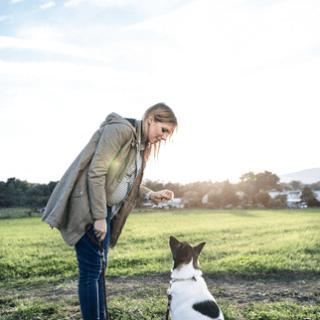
[64,0,84,7]
[63,0,189,16]
[11,0,23,3]
[40,2,55,9]
[18,25,64,42]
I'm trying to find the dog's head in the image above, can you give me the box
[169,236,206,270]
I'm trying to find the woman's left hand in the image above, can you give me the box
[150,190,174,203]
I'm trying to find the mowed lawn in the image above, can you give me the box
[0,208,320,319]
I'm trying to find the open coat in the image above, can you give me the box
[42,113,151,247]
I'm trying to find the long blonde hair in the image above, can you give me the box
[142,103,178,162]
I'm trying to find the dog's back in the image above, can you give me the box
[168,236,224,320]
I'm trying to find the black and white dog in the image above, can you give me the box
[167,236,224,320]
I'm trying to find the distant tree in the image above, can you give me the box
[301,186,320,207]
[301,186,315,202]
[185,180,215,199]
[255,171,280,192]
[289,180,302,190]
[238,172,256,199]
[207,180,239,208]
[26,186,44,210]
[0,178,31,207]
[142,179,165,192]
[280,183,293,191]
[163,181,185,198]
[306,198,320,207]
[253,191,271,208]
[239,171,281,204]
[181,191,201,208]
[309,181,320,191]
[220,180,240,207]
[25,183,57,210]
[269,194,288,209]
[207,191,222,209]
[275,194,288,207]
[47,181,58,194]
[0,178,57,209]
[206,181,225,209]
[0,181,12,207]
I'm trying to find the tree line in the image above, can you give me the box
[1,170,320,211]
[0,178,58,210]
[141,171,320,209]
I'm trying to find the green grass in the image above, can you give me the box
[1,208,320,319]
[111,209,320,278]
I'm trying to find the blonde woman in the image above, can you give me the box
[43,103,178,320]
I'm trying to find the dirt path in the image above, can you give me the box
[2,275,318,320]
[38,275,320,305]
[206,277,319,304]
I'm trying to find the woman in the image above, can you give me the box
[43,103,178,320]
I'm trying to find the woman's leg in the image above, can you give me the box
[75,214,110,320]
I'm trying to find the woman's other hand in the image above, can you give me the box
[150,190,174,203]
[93,218,107,241]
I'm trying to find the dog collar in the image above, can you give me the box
[170,275,199,284]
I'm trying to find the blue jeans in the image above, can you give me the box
[75,213,111,320]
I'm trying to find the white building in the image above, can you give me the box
[143,198,184,209]
[268,190,309,208]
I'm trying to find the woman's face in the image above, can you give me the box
[148,115,176,144]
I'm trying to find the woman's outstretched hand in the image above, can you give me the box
[149,190,174,203]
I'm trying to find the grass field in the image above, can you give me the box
[0,208,320,319]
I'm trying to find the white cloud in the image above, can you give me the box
[64,0,84,7]
[18,25,64,42]
[64,0,189,16]
[11,0,23,3]
[40,2,55,9]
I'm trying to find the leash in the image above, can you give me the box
[85,224,109,320]
[165,293,172,320]
[165,276,199,319]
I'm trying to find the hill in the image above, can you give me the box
[279,168,320,184]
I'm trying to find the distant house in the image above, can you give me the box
[202,194,208,204]
[236,191,245,199]
[268,190,307,208]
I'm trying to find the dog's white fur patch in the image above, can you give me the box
[169,259,224,320]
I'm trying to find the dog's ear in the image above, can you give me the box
[169,236,181,253]
[194,242,206,256]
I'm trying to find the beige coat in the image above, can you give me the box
[42,113,151,247]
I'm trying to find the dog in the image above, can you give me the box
[167,236,224,320]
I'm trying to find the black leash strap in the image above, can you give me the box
[166,293,172,320]
[85,224,109,320]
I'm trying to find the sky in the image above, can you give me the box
[1,0,320,185]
